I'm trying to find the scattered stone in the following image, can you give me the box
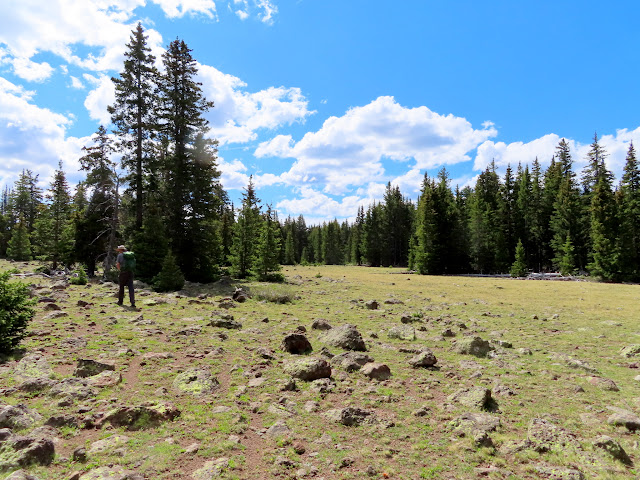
[87,371,122,388]
[101,402,180,430]
[256,347,276,360]
[280,333,313,354]
[387,324,415,341]
[384,298,404,305]
[43,303,61,311]
[448,387,494,410]
[586,376,619,391]
[284,357,331,381]
[450,412,501,447]
[4,470,42,480]
[607,407,640,431]
[453,337,494,357]
[0,434,55,471]
[408,349,437,368]
[324,407,375,426]
[13,353,54,382]
[61,337,88,349]
[184,443,200,454]
[74,359,116,378]
[311,318,332,330]
[323,324,367,351]
[43,311,68,320]
[265,421,291,438]
[309,378,336,393]
[592,435,631,464]
[233,288,249,302]
[44,414,79,429]
[177,326,203,336]
[0,404,43,429]
[49,378,95,401]
[361,362,391,381]
[620,345,640,357]
[72,447,87,462]
[526,418,581,453]
[532,464,584,480]
[365,300,379,310]
[88,434,130,454]
[79,466,143,480]
[173,368,220,396]
[331,351,374,372]
[209,317,242,329]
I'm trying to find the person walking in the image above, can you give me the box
[116,245,137,308]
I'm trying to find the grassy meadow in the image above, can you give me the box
[2,260,640,479]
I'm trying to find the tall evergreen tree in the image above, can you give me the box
[322,219,343,265]
[230,178,261,278]
[108,23,159,232]
[7,214,32,261]
[618,142,640,280]
[252,205,282,280]
[38,162,73,268]
[350,206,365,265]
[361,203,383,266]
[9,170,42,234]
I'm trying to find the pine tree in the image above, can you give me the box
[9,170,42,234]
[558,234,576,276]
[153,251,185,292]
[350,206,365,265]
[230,178,262,278]
[131,202,169,281]
[321,220,343,265]
[108,22,159,232]
[252,206,283,281]
[510,239,527,277]
[283,229,296,265]
[381,183,412,266]
[361,203,383,266]
[7,214,32,261]
[618,143,640,280]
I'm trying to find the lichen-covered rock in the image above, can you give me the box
[88,434,130,454]
[586,376,619,391]
[526,418,581,454]
[284,357,331,381]
[4,470,42,480]
[265,421,291,438]
[87,371,122,388]
[0,435,55,471]
[453,337,494,357]
[79,466,143,480]
[361,362,391,381]
[16,377,57,394]
[450,412,501,441]
[365,300,379,310]
[387,325,415,341]
[408,349,437,368]
[322,324,366,351]
[324,407,375,426]
[620,344,640,357]
[448,387,493,410]
[173,368,220,396]
[280,333,313,354]
[0,404,42,430]
[191,457,230,480]
[49,378,96,401]
[311,319,332,330]
[13,354,54,382]
[532,464,585,480]
[209,318,242,329]
[74,359,116,378]
[101,402,180,431]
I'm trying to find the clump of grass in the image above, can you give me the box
[250,285,297,304]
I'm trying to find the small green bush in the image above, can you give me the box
[70,266,88,285]
[153,252,185,292]
[0,271,36,354]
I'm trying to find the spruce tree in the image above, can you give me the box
[7,214,32,261]
[510,239,527,277]
[252,206,283,281]
[153,251,185,292]
[618,143,640,280]
[350,206,365,265]
[37,162,72,269]
[321,220,343,265]
[230,178,262,278]
[108,22,159,232]
[9,170,42,234]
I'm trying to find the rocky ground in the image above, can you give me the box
[2,262,640,479]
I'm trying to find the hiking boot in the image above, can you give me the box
[117,302,123,306]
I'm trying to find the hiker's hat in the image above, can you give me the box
[116,245,127,251]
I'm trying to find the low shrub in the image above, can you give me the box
[70,266,88,285]
[250,284,297,304]
[0,271,36,354]
[153,252,185,292]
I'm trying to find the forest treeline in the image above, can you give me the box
[1,24,639,284]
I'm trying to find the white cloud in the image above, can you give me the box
[0,77,86,189]
[276,186,365,221]
[218,157,250,190]
[12,57,55,82]
[256,0,277,24]
[257,96,496,195]
[150,0,217,19]
[198,64,314,145]
[70,76,85,89]
[84,75,116,125]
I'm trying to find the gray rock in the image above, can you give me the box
[532,464,584,480]
[330,352,374,372]
[209,317,242,329]
[0,435,55,471]
[323,324,366,351]
[87,371,122,388]
[79,466,143,480]
[0,404,42,429]
[607,407,640,431]
[592,435,631,464]
[620,344,640,357]
[526,418,581,453]
[88,434,130,454]
[453,337,494,357]
[284,357,331,381]
[365,300,379,310]
[13,353,54,382]
[4,470,42,480]
[448,387,493,410]
[74,359,115,378]
[450,412,501,444]
[311,319,332,330]
[408,349,437,368]
[16,377,57,393]
[586,376,619,391]
[280,333,313,354]
[387,324,415,341]
[265,421,291,438]
[191,458,230,480]
[173,368,220,396]
[101,402,180,431]
[324,407,375,426]
[49,378,95,401]
[361,362,391,381]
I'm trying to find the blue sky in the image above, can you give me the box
[1,1,639,224]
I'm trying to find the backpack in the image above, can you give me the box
[121,251,136,273]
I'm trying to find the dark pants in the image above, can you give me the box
[118,271,135,306]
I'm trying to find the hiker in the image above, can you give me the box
[116,245,136,308]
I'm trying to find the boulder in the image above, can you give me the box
[365,300,379,310]
[280,333,313,355]
[448,387,493,410]
[526,418,581,453]
[74,359,116,378]
[586,376,619,391]
[284,357,331,381]
[101,402,180,431]
[387,325,416,341]
[209,318,242,330]
[323,324,366,351]
[607,407,640,431]
[4,470,42,480]
[0,404,42,429]
[191,457,230,480]
[0,435,55,471]
[79,466,143,480]
[173,368,220,396]
[620,344,640,357]
[13,354,54,382]
[361,362,391,381]
[330,352,374,372]
[311,319,332,330]
[324,407,375,426]
[408,349,437,368]
[592,435,631,464]
[450,412,501,447]
[453,337,494,357]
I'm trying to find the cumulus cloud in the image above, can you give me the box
[84,75,116,125]
[276,186,365,221]
[474,128,640,183]
[12,58,55,82]
[151,0,217,18]
[0,77,86,188]
[256,0,277,24]
[198,64,314,145]
[257,96,496,195]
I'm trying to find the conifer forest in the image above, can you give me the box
[1,24,639,285]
